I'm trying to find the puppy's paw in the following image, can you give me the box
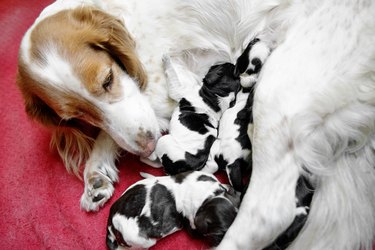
[240,74,258,88]
[296,206,309,216]
[140,155,163,168]
[80,171,115,212]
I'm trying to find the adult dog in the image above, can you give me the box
[17,0,375,249]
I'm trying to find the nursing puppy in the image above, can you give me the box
[106,171,240,249]
[204,38,270,191]
[204,87,253,191]
[153,56,241,175]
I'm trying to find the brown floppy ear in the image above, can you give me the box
[73,7,148,89]
[17,64,61,127]
[16,66,95,177]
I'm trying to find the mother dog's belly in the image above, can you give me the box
[252,1,375,171]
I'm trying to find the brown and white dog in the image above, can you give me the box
[17,0,375,249]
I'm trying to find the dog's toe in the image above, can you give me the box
[80,172,115,212]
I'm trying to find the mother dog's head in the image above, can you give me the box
[17,5,160,175]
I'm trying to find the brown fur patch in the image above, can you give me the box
[17,6,148,175]
[17,60,102,176]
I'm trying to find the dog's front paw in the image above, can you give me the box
[80,172,115,211]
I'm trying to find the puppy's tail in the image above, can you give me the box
[139,172,156,179]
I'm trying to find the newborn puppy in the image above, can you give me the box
[106,171,240,249]
[203,87,253,191]
[203,38,270,191]
[154,55,241,175]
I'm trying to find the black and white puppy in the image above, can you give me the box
[106,171,240,249]
[203,38,270,191]
[153,55,241,175]
[204,87,253,191]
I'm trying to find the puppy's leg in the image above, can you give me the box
[201,139,220,174]
[80,131,119,211]
[225,159,245,192]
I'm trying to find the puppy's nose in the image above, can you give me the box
[136,129,157,157]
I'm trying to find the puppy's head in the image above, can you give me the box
[201,63,240,112]
[234,38,270,88]
[17,5,160,172]
[194,195,239,246]
[107,183,183,249]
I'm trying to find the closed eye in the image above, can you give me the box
[102,69,113,91]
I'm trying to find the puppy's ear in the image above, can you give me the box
[203,64,223,86]
[75,7,148,89]
[203,63,235,86]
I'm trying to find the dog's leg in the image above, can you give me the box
[216,122,301,249]
[262,175,315,250]
[162,54,200,102]
[80,131,119,211]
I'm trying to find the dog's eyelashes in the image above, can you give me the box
[102,69,113,92]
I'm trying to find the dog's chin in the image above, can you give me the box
[138,146,156,158]
[110,134,156,158]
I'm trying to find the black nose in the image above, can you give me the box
[251,57,262,74]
